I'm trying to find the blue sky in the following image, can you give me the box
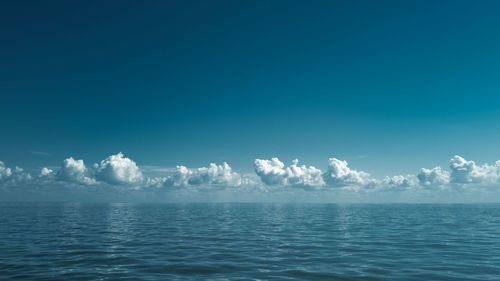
[2,0,500,180]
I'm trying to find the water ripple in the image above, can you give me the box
[2,203,500,280]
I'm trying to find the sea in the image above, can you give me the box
[1,202,500,280]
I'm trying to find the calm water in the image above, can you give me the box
[1,203,500,280]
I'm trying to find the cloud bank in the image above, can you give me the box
[3,153,500,201]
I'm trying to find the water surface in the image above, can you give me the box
[1,203,500,280]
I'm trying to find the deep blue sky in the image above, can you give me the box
[2,0,500,176]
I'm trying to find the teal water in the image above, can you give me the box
[1,203,500,280]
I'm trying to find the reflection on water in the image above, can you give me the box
[2,203,500,280]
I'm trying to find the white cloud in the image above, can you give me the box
[254,158,287,185]
[322,158,372,187]
[0,161,32,186]
[160,162,242,187]
[53,153,143,186]
[449,155,499,184]
[94,152,143,185]
[6,153,500,201]
[380,175,417,190]
[40,167,53,177]
[0,161,13,180]
[286,159,325,187]
[56,157,96,185]
[417,166,450,187]
[254,158,324,188]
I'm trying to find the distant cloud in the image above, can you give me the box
[253,157,374,189]
[254,155,500,192]
[417,166,450,187]
[0,161,12,180]
[94,152,143,185]
[323,158,372,187]
[0,161,31,186]
[254,158,287,185]
[380,175,417,190]
[40,167,53,177]
[3,153,500,201]
[254,158,324,188]
[56,157,96,185]
[152,162,243,188]
[449,155,499,184]
[51,153,144,186]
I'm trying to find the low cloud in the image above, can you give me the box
[50,153,145,186]
[56,157,96,185]
[152,162,242,188]
[0,161,13,180]
[40,167,53,177]
[2,153,500,201]
[323,158,372,187]
[253,157,372,188]
[417,166,450,187]
[94,152,143,185]
[449,155,499,184]
[254,158,324,188]
[380,175,417,190]
[0,161,32,186]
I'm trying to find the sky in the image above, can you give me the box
[2,1,500,202]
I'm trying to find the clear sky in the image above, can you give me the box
[2,0,500,179]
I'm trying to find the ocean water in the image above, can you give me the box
[1,203,500,280]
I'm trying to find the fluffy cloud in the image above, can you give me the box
[322,158,372,187]
[380,175,417,190]
[251,155,500,191]
[6,153,500,200]
[56,157,96,185]
[155,162,242,188]
[254,158,287,185]
[254,157,377,189]
[53,153,143,186]
[286,159,324,187]
[94,152,143,185]
[449,155,499,184]
[0,161,12,180]
[40,167,53,177]
[0,162,31,186]
[254,158,324,188]
[417,166,450,187]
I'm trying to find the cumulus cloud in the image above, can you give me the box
[380,175,417,190]
[6,152,500,201]
[254,157,378,189]
[94,152,143,185]
[254,158,324,188]
[449,155,499,184]
[0,161,32,186]
[322,158,372,187]
[417,166,450,187]
[0,161,12,180]
[40,167,53,177]
[154,162,242,188]
[56,157,96,185]
[52,153,143,186]
[286,159,325,187]
[254,158,287,185]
